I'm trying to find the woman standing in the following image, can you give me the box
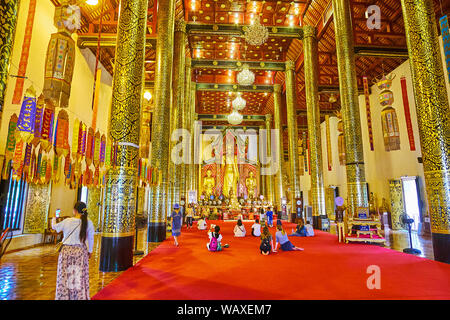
[51,201,95,300]
[171,203,183,246]
[185,204,194,229]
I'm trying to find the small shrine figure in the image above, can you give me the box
[203,169,215,199]
[245,171,257,199]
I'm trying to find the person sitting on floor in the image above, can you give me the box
[234,219,247,237]
[251,218,261,237]
[260,225,276,255]
[290,218,307,237]
[305,220,314,237]
[207,225,229,251]
[274,225,304,252]
[197,215,208,230]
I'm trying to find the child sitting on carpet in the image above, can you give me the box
[260,225,275,255]
[198,215,208,230]
[251,219,261,237]
[234,219,246,237]
[207,225,229,251]
[305,220,314,237]
[274,225,304,252]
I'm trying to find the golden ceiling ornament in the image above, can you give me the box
[237,64,255,86]
[227,109,243,125]
[232,94,246,111]
[244,17,269,46]
[213,60,218,65]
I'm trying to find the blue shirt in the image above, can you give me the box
[266,211,273,219]
[275,231,289,245]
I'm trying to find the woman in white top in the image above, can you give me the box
[233,219,246,237]
[197,215,208,230]
[251,219,261,237]
[51,201,95,300]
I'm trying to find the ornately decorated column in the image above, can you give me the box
[0,0,20,126]
[285,60,301,210]
[99,0,148,272]
[273,84,284,209]
[401,0,450,263]
[148,0,176,242]
[332,0,368,213]
[189,81,197,195]
[185,58,192,198]
[259,124,266,198]
[169,18,186,208]
[303,25,326,228]
[265,114,274,204]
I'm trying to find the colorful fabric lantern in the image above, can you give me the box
[40,103,55,152]
[377,74,400,151]
[54,109,70,157]
[16,86,37,143]
[43,3,77,108]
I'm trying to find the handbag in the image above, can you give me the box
[55,222,81,253]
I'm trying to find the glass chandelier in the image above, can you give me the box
[244,17,269,46]
[232,95,246,111]
[237,64,255,86]
[227,109,243,125]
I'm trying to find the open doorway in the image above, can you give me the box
[401,176,421,231]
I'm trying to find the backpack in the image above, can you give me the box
[209,235,218,251]
[260,237,271,252]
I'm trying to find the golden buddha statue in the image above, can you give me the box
[245,171,257,199]
[223,155,239,199]
[203,169,215,199]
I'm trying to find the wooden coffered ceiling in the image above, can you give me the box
[54,0,450,123]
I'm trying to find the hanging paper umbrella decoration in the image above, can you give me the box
[32,94,45,146]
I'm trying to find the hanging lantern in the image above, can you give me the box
[244,17,269,46]
[16,86,37,143]
[377,74,400,151]
[232,94,246,111]
[227,109,243,125]
[237,64,255,86]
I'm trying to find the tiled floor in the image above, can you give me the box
[0,223,434,300]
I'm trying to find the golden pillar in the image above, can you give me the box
[148,0,176,242]
[273,84,284,209]
[185,58,192,199]
[332,0,368,213]
[285,60,301,210]
[0,0,20,124]
[265,114,275,204]
[259,124,266,198]
[401,0,450,263]
[188,81,197,196]
[168,18,186,207]
[303,25,326,227]
[99,0,148,272]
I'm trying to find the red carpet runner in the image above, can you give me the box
[93,220,450,300]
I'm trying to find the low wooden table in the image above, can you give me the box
[346,218,385,245]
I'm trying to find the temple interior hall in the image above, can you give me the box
[0,0,449,300]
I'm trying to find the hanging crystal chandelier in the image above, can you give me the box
[244,17,269,46]
[232,94,246,111]
[227,109,243,125]
[237,64,255,86]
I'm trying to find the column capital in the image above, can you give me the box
[285,60,295,71]
[265,114,272,122]
[175,18,186,32]
[303,25,317,39]
[274,83,282,93]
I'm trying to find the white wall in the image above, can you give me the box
[1,0,112,250]
[300,36,450,214]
